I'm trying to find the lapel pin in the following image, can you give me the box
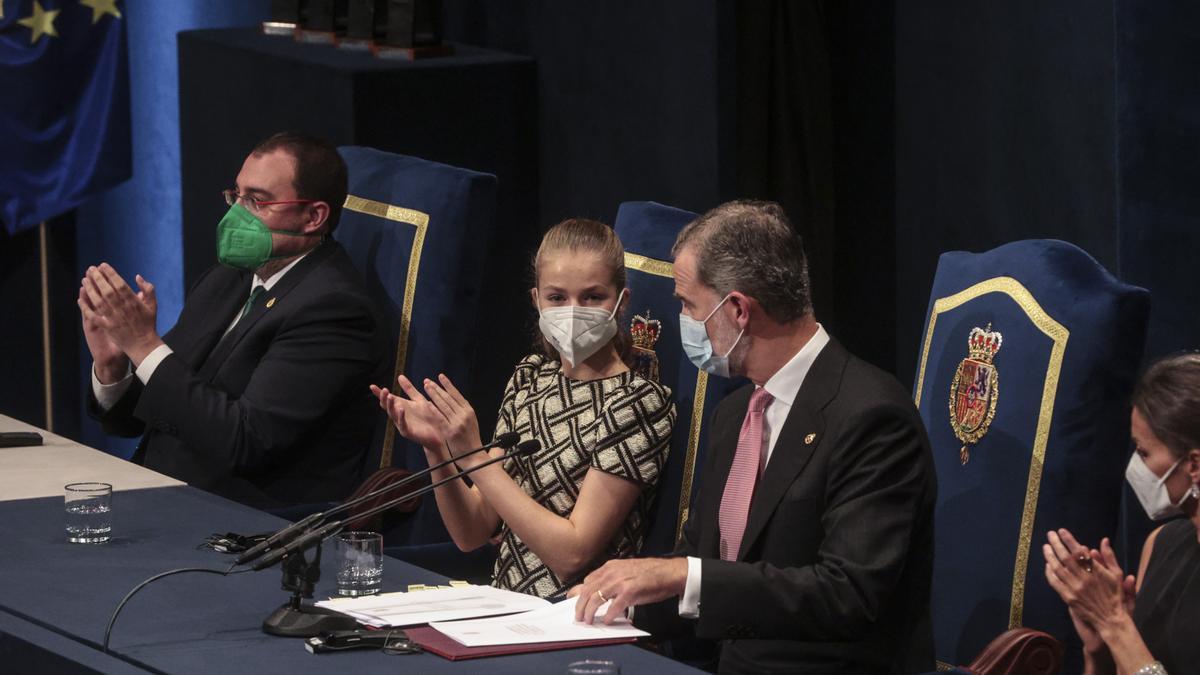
[266,297,276,308]
[804,433,816,445]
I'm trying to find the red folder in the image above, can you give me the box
[405,626,639,661]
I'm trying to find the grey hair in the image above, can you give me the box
[672,200,811,323]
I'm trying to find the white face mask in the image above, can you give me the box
[1125,453,1197,520]
[537,288,625,367]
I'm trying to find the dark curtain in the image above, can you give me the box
[735,0,896,372]
[736,0,836,327]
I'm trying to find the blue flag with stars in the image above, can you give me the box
[0,0,130,235]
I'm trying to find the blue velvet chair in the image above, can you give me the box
[612,201,741,557]
[334,146,499,551]
[912,240,1150,673]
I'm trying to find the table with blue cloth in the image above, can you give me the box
[0,416,700,674]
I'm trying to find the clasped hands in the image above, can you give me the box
[1043,528,1136,651]
[77,263,162,378]
[370,373,486,468]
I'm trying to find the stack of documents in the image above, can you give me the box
[314,585,549,627]
[430,598,649,647]
[315,585,649,659]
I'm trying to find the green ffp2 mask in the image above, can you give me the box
[216,203,319,271]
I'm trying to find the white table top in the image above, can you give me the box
[0,414,183,501]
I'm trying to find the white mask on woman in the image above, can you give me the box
[537,288,626,367]
[1125,453,1199,520]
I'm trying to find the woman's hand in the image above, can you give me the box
[1043,529,1133,633]
[369,375,452,457]
[1094,536,1137,615]
[1066,606,1106,655]
[423,374,484,464]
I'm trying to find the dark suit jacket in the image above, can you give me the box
[90,239,387,509]
[638,338,936,674]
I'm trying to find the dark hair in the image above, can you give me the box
[252,132,348,232]
[1132,353,1200,459]
[530,218,631,364]
[672,200,812,323]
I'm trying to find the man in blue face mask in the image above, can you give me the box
[79,132,386,510]
[572,200,938,674]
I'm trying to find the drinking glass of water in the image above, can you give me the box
[336,531,383,596]
[64,482,112,544]
[566,660,620,675]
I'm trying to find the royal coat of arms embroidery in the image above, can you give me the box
[629,311,662,382]
[949,323,1002,465]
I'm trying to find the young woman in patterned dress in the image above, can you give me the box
[371,218,676,598]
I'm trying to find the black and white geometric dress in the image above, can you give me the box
[490,353,675,598]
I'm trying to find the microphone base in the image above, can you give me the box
[261,601,358,637]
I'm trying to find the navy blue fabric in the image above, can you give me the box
[336,146,499,545]
[0,611,148,674]
[0,485,699,673]
[613,201,740,556]
[913,239,1149,666]
[0,0,131,234]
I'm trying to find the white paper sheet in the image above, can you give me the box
[429,598,649,647]
[314,585,550,627]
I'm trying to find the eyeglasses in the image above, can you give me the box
[222,189,316,216]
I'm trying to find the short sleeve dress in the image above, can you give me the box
[489,354,676,598]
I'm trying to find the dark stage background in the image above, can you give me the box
[3,0,1198,590]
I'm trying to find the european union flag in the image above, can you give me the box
[0,0,130,235]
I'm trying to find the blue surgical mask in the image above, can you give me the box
[679,294,744,378]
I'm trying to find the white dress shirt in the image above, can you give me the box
[91,255,307,411]
[678,324,830,618]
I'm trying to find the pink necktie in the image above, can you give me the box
[719,387,773,561]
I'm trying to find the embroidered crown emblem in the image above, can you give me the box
[949,322,1003,465]
[630,311,662,382]
[966,324,1002,363]
[630,312,662,350]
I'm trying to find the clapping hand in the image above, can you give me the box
[78,264,160,365]
[78,264,161,370]
[370,374,483,465]
[421,374,484,466]
[370,375,451,455]
[1043,529,1136,648]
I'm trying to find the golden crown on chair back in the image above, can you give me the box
[966,324,1003,363]
[630,312,662,350]
[630,311,662,382]
[949,323,1003,465]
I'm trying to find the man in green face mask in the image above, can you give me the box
[79,132,387,510]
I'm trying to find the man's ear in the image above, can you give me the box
[726,291,753,328]
[304,202,331,234]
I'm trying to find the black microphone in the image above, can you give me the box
[248,440,542,571]
[251,522,344,571]
[235,431,521,566]
[234,513,324,567]
[334,439,542,528]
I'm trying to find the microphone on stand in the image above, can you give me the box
[235,431,522,566]
[256,439,542,637]
[251,438,542,572]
